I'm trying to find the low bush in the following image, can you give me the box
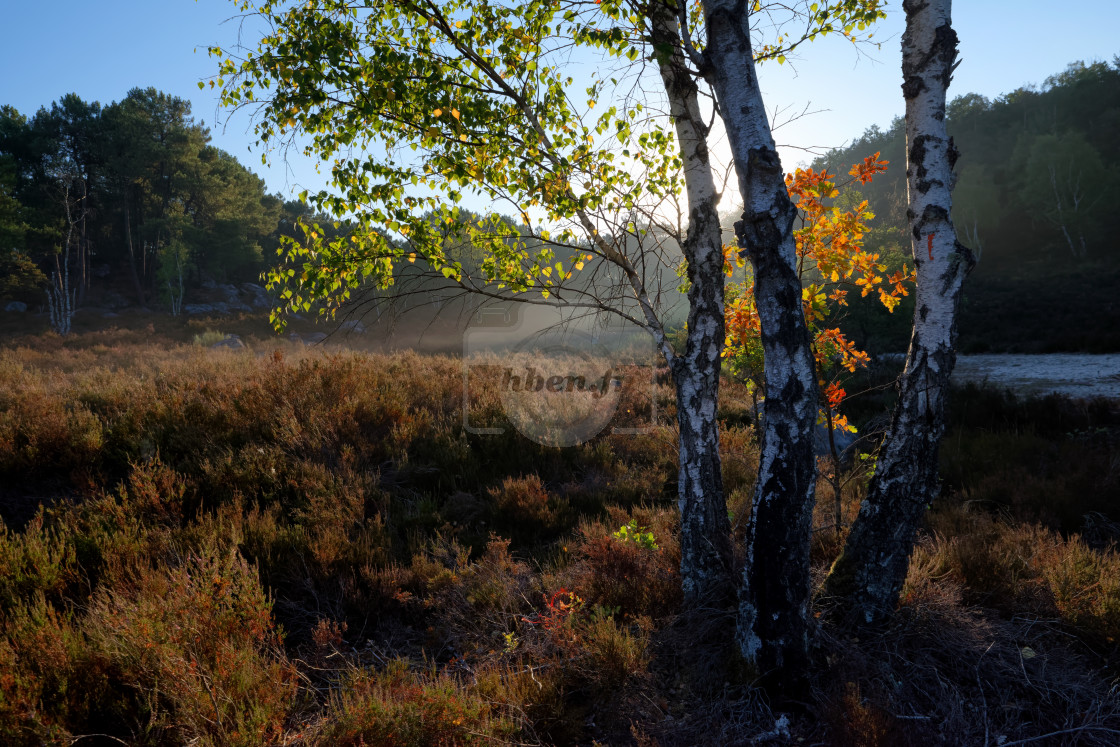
[1,334,1118,744]
[318,660,518,746]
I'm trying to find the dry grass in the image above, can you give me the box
[0,329,1118,744]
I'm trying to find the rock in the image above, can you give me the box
[240,283,271,309]
[184,302,231,316]
[102,312,119,319]
[214,284,250,312]
[339,319,366,335]
[288,331,331,346]
[210,335,246,350]
[4,301,27,312]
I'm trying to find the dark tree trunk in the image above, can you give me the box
[77,178,89,307]
[823,0,975,625]
[125,208,146,306]
[701,0,820,684]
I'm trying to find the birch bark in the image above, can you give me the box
[823,0,975,624]
[650,2,735,607]
[701,0,821,678]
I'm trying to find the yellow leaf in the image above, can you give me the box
[451,108,460,120]
[433,108,443,116]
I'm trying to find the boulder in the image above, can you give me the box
[4,301,27,312]
[303,332,328,345]
[213,284,250,312]
[339,319,366,335]
[240,283,271,309]
[211,335,246,350]
[184,302,231,316]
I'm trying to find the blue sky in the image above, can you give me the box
[2,0,1117,200]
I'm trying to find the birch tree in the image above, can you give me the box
[211,0,882,677]
[697,0,825,679]
[823,0,975,624]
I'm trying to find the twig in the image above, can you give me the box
[1000,726,1120,746]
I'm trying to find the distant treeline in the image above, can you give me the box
[817,58,1120,352]
[5,60,1119,350]
[0,88,322,311]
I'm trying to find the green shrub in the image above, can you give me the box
[191,329,229,347]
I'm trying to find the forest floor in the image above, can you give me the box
[1,323,1119,745]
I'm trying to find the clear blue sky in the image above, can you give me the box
[2,0,1117,197]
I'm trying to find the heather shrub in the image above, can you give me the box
[720,425,759,496]
[1036,534,1120,642]
[577,610,651,690]
[408,535,539,658]
[939,385,1120,533]
[907,507,1120,643]
[84,545,298,745]
[317,660,518,746]
[4,334,1120,744]
[0,515,76,612]
[487,474,572,546]
[0,594,95,745]
[568,506,680,619]
[0,383,104,489]
[823,682,900,747]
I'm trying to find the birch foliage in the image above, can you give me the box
[210,0,883,334]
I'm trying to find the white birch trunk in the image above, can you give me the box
[701,0,820,683]
[650,2,735,607]
[823,0,975,624]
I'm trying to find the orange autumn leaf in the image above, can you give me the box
[726,154,911,431]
